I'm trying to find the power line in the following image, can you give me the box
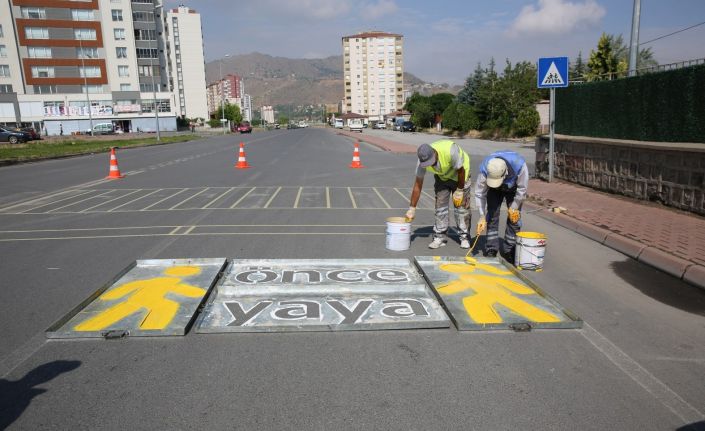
[640,20,705,45]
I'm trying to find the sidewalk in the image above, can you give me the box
[339,129,705,290]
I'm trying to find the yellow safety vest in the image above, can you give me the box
[427,140,470,182]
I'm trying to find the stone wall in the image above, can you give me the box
[535,135,705,216]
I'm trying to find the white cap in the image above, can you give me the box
[486,158,507,188]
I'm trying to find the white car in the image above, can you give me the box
[349,119,363,133]
[298,121,309,128]
[334,119,344,129]
[373,121,386,129]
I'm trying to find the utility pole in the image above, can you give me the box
[628,0,641,77]
[78,35,94,136]
[150,2,163,141]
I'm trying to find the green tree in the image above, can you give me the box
[513,108,540,137]
[571,51,586,81]
[429,93,454,118]
[609,33,658,71]
[410,100,434,129]
[457,63,484,106]
[278,115,289,125]
[587,33,621,81]
[496,60,541,129]
[213,102,242,125]
[442,102,479,133]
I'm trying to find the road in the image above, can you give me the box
[0,128,703,430]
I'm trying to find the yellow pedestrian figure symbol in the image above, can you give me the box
[437,263,560,324]
[75,266,206,331]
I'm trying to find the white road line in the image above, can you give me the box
[264,187,282,209]
[230,187,256,208]
[169,226,182,235]
[0,225,178,233]
[0,232,382,242]
[421,190,435,200]
[393,187,409,202]
[17,190,97,214]
[169,187,209,210]
[141,188,188,210]
[293,187,303,209]
[347,187,357,209]
[203,187,235,209]
[109,188,161,211]
[0,190,77,212]
[79,189,142,213]
[326,187,331,209]
[373,187,391,209]
[581,322,704,423]
[45,190,115,213]
[182,226,196,235]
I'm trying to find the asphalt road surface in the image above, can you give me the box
[0,128,703,430]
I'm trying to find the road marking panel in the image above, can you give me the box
[195,259,450,332]
[2,187,435,213]
[415,256,582,331]
[46,258,227,338]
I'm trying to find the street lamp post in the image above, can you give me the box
[77,35,94,136]
[219,54,230,134]
[150,3,163,141]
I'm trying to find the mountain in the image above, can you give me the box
[204,52,460,109]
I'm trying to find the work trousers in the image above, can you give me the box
[433,176,472,240]
[485,186,521,254]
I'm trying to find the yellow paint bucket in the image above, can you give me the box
[515,232,547,271]
[385,217,411,251]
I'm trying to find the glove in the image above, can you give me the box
[508,208,521,224]
[476,219,487,235]
[405,206,416,222]
[452,190,464,208]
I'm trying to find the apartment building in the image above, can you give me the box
[206,73,242,116]
[0,0,207,135]
[342,31,404,121]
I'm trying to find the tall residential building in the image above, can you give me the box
[0,0,206,135]
[342,31,404,121]
[165,5,208,120]
[206,73,242,116]
[261,105,274,124]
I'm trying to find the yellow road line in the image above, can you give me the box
[169,187,210,210]
[347,187,357,209]
[263,186,282,209]
[141,188,188,210]
[203,187,235,209]
[230,187,256,208]
[326,187,331,209]
[293,187,303,209]
[79,189,143,213]
[109,188,162,212]
[372,187,391,209]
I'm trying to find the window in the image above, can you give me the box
[82,85,103,94]
[74,28,96,40]
[120,84,131,91]
[114,28,125,40]
[0,65,10,77]
[25,27,49,39]
[131,0,155,3]
[76,47,97,58]
[0,25,3,38]
[28,47,52,58]
[138,65,159,77]
[139,83,155,92]
[116,47,127,58]
[134,29,156,41]
[136,48,158,59]
[31,66,54,78]
[79,66,101,78]
[34,85,57,94]
[111,10,123,21]
[118,65,129,77]
[132,11,154,22]
[0,84,13,93]
[71,9,94,21]
[0,45,5,58]
[21,7,46,19]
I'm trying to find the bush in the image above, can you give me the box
[513,108,540,137]
[442,102,480,133]
[208,118,223,128]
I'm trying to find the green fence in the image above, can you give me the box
[556,64,705,143]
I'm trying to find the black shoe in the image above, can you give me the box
[484,249,497,258]
[501,250,515,264]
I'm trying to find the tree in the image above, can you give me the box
[410,100,434,129]
[213,102,242,126]
[457,62,484,106]
[278,115,289,125]
[442,102,479,133]
[513,108,540,137]
[587,33,621,81]
[429,93,454,118]
[571,51,586,81]
[474,58,501,127]
[609,33,658,71]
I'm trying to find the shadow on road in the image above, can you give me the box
[609,259,705,316]
[677,421,705,431]
[0,360,81,430]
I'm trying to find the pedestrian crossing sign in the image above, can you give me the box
[537,57,569,88]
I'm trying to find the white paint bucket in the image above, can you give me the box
[515,232,547,271]
[385,217,411,251]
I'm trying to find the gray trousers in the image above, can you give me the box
[433,176,472,240]
[485,186,521,254]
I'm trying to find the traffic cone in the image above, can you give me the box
[349,141,365,169]
[105,147,125,179]
[235,142,251,169]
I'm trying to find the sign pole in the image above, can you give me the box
[549,87,555,183]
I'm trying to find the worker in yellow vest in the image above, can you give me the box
[405,140,472,249]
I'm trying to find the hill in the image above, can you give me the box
[204,52,460,109]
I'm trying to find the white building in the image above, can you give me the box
[342,31,404,121]
[261,105,274,124]
[0,0,206,135]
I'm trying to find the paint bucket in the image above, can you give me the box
[385,217,411,251]
[515,232,547,271]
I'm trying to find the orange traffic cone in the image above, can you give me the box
[349,141,365,168]
[235,142,251,169]
[105,147,125,179]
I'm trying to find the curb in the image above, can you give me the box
[526,201,704,291]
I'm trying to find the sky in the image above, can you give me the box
[166,0,705,85]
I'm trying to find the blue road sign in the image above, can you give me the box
[537,57,569,88]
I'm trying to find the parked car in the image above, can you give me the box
[373,121,386,129]
[0,126,28,144]
[393,118,405,131]
[18,127,41,140]
[237,122,252,133]
[287,123,297,129]
[349,118,363,133]
[334,118,344,129]
[86,122,115,135]
[400,121,416,132]
[298,121,309,128]
[274,123,280,129]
